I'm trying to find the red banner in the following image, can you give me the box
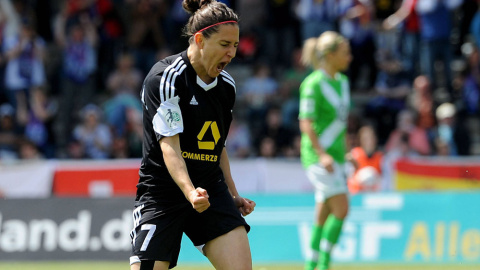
[395,158,480,190]
[52,160,140,197]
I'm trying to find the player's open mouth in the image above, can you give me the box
[216,62,228,73]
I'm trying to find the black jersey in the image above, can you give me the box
[136,50,236,203]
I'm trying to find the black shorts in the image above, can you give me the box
[129,180,250,269]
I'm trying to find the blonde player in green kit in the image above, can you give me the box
[298,31,352,270]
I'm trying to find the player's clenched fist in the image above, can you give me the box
[188,187,210,213]
[234,196,256,216]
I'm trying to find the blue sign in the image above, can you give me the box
[178,192,480,264]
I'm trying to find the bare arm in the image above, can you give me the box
[220,147,255,216]
[383,1,412,30]
[299,118,334,172]
[160,135,210,213]
[80,14,98,47]
[53,13,67,48]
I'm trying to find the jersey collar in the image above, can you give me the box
[196,76,218,91]
[181,50,218,91]
[320,69,341,81]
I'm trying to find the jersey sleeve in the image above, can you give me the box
[298,78,318,120]
[220,71,236,147]
[153,95,184,138]
[142,68,186,141]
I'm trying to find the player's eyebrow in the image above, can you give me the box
[220,40,239,45]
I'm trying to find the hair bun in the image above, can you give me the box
[182,0,215,14]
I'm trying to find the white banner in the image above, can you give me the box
[229,159,312,193]
[0,161,55,198]
[0,158,313,198]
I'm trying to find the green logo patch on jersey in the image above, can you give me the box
[166,109,181,127]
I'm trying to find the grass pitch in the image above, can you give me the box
[0,262,479,270]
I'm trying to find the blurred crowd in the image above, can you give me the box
[0,0,479,182]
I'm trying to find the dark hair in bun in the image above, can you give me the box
[182,0,214,14]
[182,0,238,41]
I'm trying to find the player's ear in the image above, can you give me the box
[194,33,204,49]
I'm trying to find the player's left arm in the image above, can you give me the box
[220,147,256,216]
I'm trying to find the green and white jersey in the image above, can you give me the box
[298,69,350,168]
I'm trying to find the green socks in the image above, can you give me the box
[318,215,344,270]
[304,225,322,270]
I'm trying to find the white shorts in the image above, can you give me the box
[306,162,348,202]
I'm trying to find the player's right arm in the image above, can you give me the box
[160,135,210,213]
[382,0,413,30]
[298,77,334,173]
[143,56,210,212]
[299,119,334,173]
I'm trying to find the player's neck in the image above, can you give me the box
[187,45,213,84]
[322,63,338,78]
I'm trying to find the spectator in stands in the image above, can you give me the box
[0,0,22,105]
[94,0,126,89]
[288,133,302,158]
[431,102,471,156]
[24,87,57,158]
[125,0,168,75]
[365,48,410,145]
[103,52,143,137]
[258,136,277,159]
[415,0,463,95]
[457,42,480,116]
[18,136,44,160]
[3,19,46,126]
[128,108,144,158]
[278,48,311,131]
[66,138,84,159]
[347,124,383,194]
[53,10,98,155]
[383,0,421,81]
[72,103,112,159]
[0,103,19,160]
[295,0,339,41]
[346,112,361,151]
[385,108,431,155]
[408,75,436,130]
[382,132,418,190]
[239,62,279,132]
[457,0,478,55]
[470,2,480,51]
[163,0,190,53]
[338,0,377,91]
[111,136,128,159]
[255,106,295,158]
[226,117,252,159]
[262,0,297,68]
[235,0,265,64]
[0,0,475,160]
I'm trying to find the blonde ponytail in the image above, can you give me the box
[301,31,347,69]
[301,37,319,69]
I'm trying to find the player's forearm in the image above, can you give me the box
[166,157,195,198]
[220,147,239,198]
[160,137,196,199]
[299,119,326,156]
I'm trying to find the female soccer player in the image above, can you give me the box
[130,1,255,269]
[298,31,352,270]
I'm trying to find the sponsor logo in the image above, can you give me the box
[190,95,198,105]
[181,151,218,162]
[197,121,220,150]
[0,211,131,253]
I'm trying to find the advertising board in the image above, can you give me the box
[0,192,479,264]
